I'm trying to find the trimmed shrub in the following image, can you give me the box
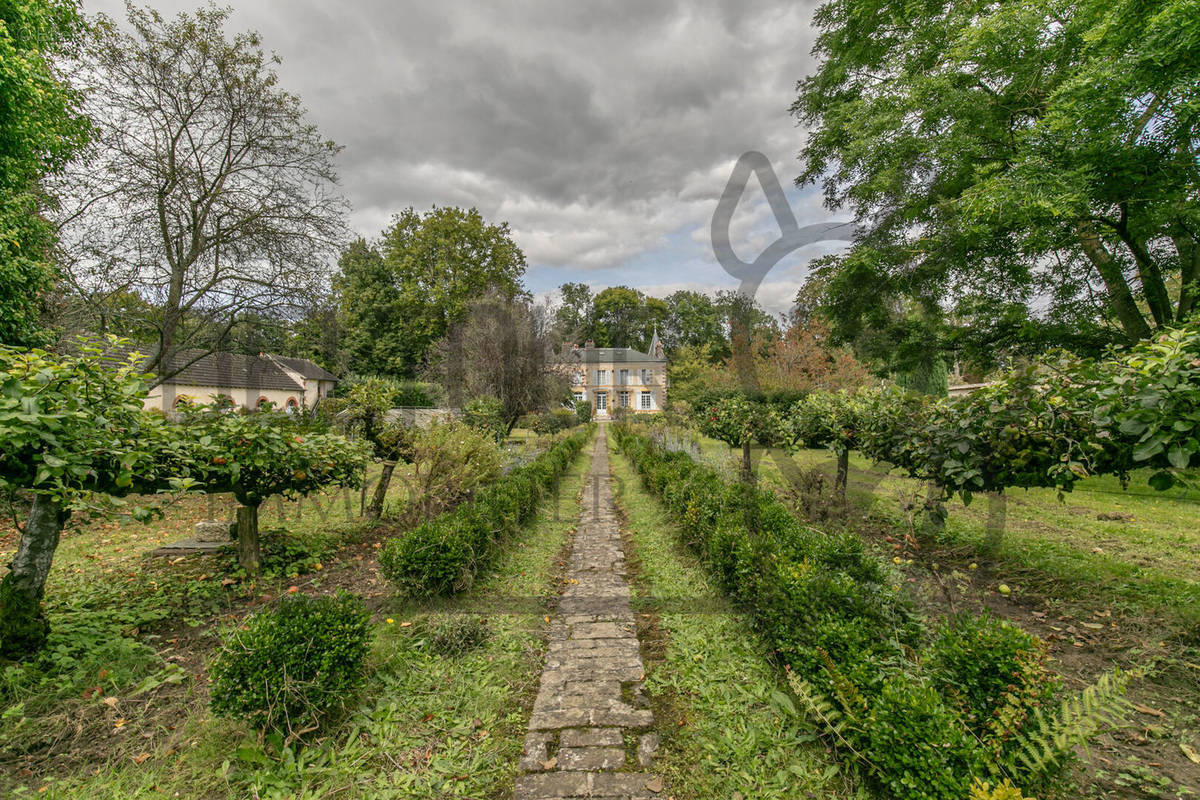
[611,423,1076,800]
[210,592,372,735]
[461,395,507,442]
[380,425,593,595]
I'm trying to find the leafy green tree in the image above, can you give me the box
[0,341,188,657]
[555,282,595,344]
[337,207,527,377]
[591,286,667,350]
[662,290,726,357]
[0,0,89,346]
[181,405,369,573]
[792,0,1200,361]
[327,376,414,520]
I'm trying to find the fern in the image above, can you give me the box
[786,672,866,761]
[1012,667,1136,779]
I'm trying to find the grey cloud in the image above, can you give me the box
[81,0,834,278]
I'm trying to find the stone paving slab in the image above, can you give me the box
[515,429,663,800]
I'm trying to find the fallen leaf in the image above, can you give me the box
[132,752,151,764]
[540,756,557,769]
[1180,743,1200,764]
[399,621,412,627]
[1133,703,1166,717]
[102,696,119,708]
[644,776,664,793]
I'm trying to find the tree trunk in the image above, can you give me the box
[1173,232,1200,320]
[1076,222,1152,342]
[0,495,70,658]
[982,491,1008,558]
[367,461,397,520]
[741,440,753,483]
[835,449,849,501]
[236,504,261,575]
[921,480,947,540]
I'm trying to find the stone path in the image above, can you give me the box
[516,430,663,800]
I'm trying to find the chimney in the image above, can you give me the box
[584,339,595,349]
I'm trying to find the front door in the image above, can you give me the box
[595,392,608,415]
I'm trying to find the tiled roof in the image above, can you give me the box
[266,355,338,382]
[160,350,304,392]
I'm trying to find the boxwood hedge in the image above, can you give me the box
[380,424,593,595]
[612,423,1063,799]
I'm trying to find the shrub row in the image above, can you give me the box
[612,424,1066,800]
[379,424,594,595]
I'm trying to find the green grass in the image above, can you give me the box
[607,429,865,800]
[697,436,1200,626]
[3,437,591,798]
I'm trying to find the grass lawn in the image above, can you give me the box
[607,428,865,800]
[697,436,1200,627]
[1,439,588,798]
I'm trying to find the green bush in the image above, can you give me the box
[574,399,592,424]
[461,395,507,442]
[380,425,593,595]
[928,613,1060,774]
[611,423,1075,800]
[858,675,978,800]
[210,592,372,735]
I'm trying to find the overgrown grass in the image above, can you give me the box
[608,429,866,800]
[3,437,590,798]
[698,437,1200,627]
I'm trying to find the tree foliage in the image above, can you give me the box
[0,0,89,346]
[793,0,1200,367]
[55,3,348,384]
[337,207,527,378]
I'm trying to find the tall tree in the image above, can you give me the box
[427,297,567,433]
[337,206,527,377]
[54,4,347,384]
[591,286,667,350]
[0,0,89,346]
[662,290,726,357]
[792,0,1200,360]
[554,281,594,344]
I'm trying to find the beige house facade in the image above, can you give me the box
[141,350,337,413]
[555,331,668,418]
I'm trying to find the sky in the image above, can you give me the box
[83,0,853,318]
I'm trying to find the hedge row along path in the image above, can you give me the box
[515,430,665,800]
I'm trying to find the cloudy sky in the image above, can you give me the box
[85,0,852,317]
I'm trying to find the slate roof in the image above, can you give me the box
[267,355,339,382]
[558,345,666,364]
[160,350,304,392]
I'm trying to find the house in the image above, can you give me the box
[555,329,668,418]
[139,349,338,412]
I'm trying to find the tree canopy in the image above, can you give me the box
[0,0,89,347]
[54,3,348,385]
[792,0,1200,370]
[337,206,527,378]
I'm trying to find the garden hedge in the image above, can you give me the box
[380,424,594,595]
[613,424,1069,799]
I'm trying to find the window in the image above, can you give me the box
[596,392,607,411]
[572,371,582,386]
[618,391,630,408]
[618,369,629,386]
[256,396,270,410]
[286,397,299,414]
[640,391,652,410]
[640,368,651,384]
[573,391,585,403]
[595,369,608,385]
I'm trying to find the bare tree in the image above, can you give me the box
[429,297,569,433]
[53,4,348,383]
